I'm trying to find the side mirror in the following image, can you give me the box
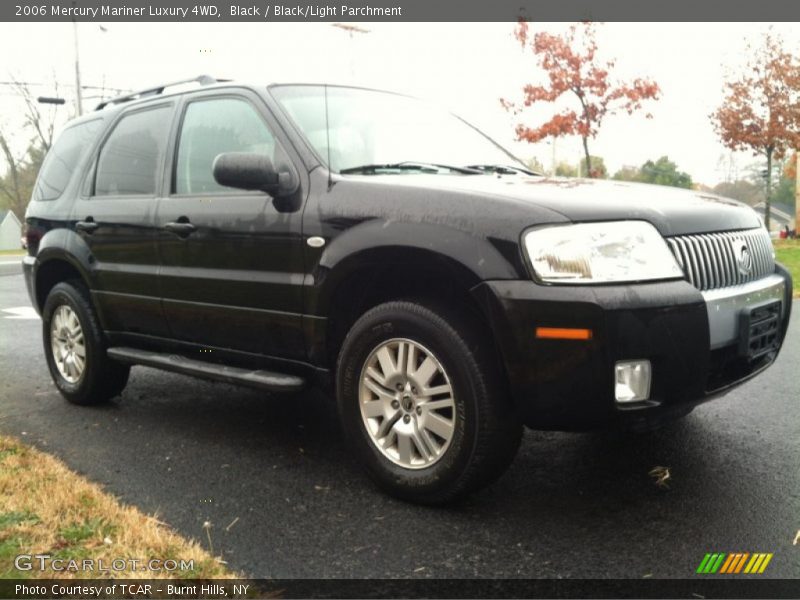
[212,152,281,193]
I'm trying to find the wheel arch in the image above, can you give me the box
[312,245,505,374]
[33,256,89,313]
[32,229,95,313]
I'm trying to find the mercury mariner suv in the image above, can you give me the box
[22,76,793,503]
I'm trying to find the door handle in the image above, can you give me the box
[75,219,98,233]
[164,221,197,237]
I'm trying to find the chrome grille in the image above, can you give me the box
[665,228,774,291]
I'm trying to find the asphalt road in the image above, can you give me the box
[1,269,798,580]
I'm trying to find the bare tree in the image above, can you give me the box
[0,132,31,220]
[0,77,61,219]
[13,76,59,151]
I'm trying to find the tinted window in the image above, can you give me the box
[175,98,278,194]
[95,106,171,196]
[33,119,101,201]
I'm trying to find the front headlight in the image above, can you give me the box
[523,221,684,284]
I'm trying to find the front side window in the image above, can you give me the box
[33,119,102,201]
[174,98,279,195]
[271,85,521,174]
[94,106,172,196]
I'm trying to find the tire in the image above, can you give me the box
[42,280,130,406]
[336,300,522,504]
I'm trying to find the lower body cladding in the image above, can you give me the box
[473,265,792,432]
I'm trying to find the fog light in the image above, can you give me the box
[615,360,651,403]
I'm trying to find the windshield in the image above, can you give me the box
[270,85,524,174]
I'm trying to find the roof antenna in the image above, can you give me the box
[324,85,333,191]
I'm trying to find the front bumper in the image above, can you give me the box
[473,264,792,431]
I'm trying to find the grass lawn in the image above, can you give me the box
[774,239,800,298]
[0,435,236,579]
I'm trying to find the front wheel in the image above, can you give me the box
[42,280,130,405]
[336,301,522,504]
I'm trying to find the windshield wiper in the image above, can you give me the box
[340,161,483,175]
[466,164,542,176]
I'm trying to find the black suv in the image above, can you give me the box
[23,76,793,504]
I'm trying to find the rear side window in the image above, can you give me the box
[33,119,101,201]
[94,106,172,196]
[174,98,279,195]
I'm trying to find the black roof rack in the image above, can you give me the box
[94,75,229,111]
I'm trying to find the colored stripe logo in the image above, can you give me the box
[696,553,773,574]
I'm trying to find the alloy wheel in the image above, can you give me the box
[358,338,456,469]
[50,304,86,384]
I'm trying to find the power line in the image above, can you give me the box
[0,81,130,93]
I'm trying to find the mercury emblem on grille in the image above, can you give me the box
[733,240,753,275]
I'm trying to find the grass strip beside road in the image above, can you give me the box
[0,435,235,579]
[774,239,800,298]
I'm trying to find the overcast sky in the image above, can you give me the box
[1,22,798,185]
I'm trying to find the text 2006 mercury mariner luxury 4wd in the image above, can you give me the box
[23,77,793,503]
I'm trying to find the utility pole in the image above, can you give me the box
[331,23,370,80]
[331,23,370,38]
[72,19,83,115]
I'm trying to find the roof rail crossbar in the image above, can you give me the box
[94,75,228,110]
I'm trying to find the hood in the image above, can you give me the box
[344,174,762,237]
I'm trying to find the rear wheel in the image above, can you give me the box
[336,300,522,504]
[42,280,129,405]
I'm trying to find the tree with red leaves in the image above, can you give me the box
[789,151,800,233]
[785,152,797,181]
[501,21,660,178]
[712,32,800,230]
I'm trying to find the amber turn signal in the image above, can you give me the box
[535,327,593,340]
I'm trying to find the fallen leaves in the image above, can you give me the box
[648,466,671,488]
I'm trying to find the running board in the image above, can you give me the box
[107,347,305,393]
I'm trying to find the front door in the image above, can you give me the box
[155,91,306,359]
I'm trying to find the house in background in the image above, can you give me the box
[752,201,795,234]
[0,210,22,251]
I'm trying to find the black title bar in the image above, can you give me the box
[4,0,800,22]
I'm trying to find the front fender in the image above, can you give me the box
[308,219,520,316]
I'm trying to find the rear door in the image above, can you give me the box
[155,89,307,359]
[71,103,174,338]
